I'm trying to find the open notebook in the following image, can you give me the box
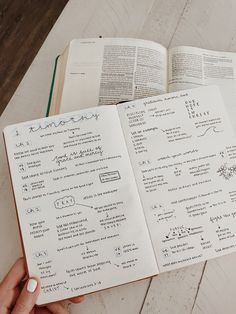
[4,86,236,304]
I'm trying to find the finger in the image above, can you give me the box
[7,286,21,305]
[69,295,85,303]
[12,278,40,314]
[46,302,68,314]
[0,259,26,310]
[0,258,26,289]
[0,284,21,307]
[35,307,51,314]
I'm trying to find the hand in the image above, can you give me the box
[0,258,84,313]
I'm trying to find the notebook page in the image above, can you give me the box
[118,85,236,272]
[3,105,158,304]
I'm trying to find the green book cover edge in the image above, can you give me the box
[46,55,60,117]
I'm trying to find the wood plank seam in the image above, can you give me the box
[190,261,207,313]
[139,278,152,314]
[137,0,158,38]
[167,0,191,48]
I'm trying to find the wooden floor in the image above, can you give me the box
[0,0,68,115]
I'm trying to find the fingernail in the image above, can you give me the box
[27,279,38,293]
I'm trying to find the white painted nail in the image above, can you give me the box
[27,279,38,293]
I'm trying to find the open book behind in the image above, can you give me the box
[4,86,236,305]
[47,38,236,134]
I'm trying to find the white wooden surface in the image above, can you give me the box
[1,0,236,313]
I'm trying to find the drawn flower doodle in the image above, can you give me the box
[217,163,236,180]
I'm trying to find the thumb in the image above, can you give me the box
[12,278,40,314]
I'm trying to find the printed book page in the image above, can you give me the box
[118,85,236,272]
[59,38,167,113]
[3,105,158,305]
[168,46,236,132]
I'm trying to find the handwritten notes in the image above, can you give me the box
[5,85,236,304]
[118,85,236,271]
[4,105,157,305]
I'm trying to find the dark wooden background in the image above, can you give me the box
[0,0,69,115]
